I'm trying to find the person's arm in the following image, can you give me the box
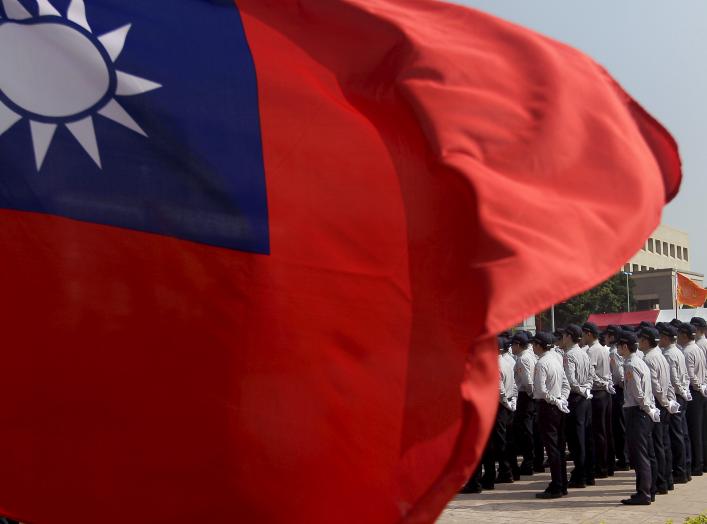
[649,360,669,408]
[686,350,701,389]
[626,365,649,413]
[666,352,684,396]
[561,367,570,401]
[521,354,534,395]
[533,361,549,402]
[565,355,580,393]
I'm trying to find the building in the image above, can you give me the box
[623,224,691,273]
[620,224,703,311]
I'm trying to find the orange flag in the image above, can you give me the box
[677,273,707,307]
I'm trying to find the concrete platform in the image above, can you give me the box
[438,469,707,524]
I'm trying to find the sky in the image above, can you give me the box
[456,0,707,274]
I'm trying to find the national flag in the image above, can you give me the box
[677,273,707,308]
[0,1,680,523]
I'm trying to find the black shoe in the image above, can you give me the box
[608,471,615,477]
[691,471,703,477]
[656,489,668,495]
[568,481,586,488]
[674,478,689,484]
[460,484,482,494]
[586,479,596,486]
[495,476,514,484]
[668,485,674,491]
[651,494,656,502]
[615,463,630,471]
[621,497,650,505]
[481,482,495,490]
[520,467,535,476]
[533,466,546,473]
[535,491,562,499]
[595,472,608,479]
[562,489,568,496]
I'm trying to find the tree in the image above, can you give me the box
[537,273,635,330]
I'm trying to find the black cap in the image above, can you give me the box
[690,317,707,328]
[562,324,582,339]
[582,322,599,336]
[499,330,512,339]
[621,325,636,332]
[531,331,554,348]
[637,327,660,343]
[639,321,655,329]
[511,332,529,346]
[669,318,683,328]
[678,322,696,337]
[605,324,621,336]
[618,330,636,346]
[658,324,677,338]
[497,336,508,350]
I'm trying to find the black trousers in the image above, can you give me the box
[533,401,545,469]
[567,392,593,483]
[670,396,688,482]
[485,404,514,483]
[625,406,656,501]
[687,389,705,475]
[652,406,670,491]
[510,392,535,472]
[702,391,707,472]
[591,390,611,475]
[612,386,629,467]
[538,401,568,494]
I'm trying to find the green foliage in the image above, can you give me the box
[682,513,707,524]
[537,273,635,329]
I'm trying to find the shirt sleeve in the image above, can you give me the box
[534,362,549,401]
[627,365,650,413]
[666,352,684,396]
[560,367,570,401]
[686,350,701,389]
[648,360,668,407]
[565,355,579,392]
[522,355,534,394]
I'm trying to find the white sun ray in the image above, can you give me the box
[116,71,162,97]
[98,24,131,62]
[2,0,31,19]
[67,0,90,31]
[98,99,146,136]
[30,121,57,170]
[36,0,60,16]
[66,116,101,168]
[0,101,21,136]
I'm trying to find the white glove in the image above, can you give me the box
[584,388,593,400]
[606,382,616,395]
[701,384,707,398]
[648,407,661,423]
[667,400,681,414]
[509,397,517,412]
[556,398,570,414]
[686,389,693,401]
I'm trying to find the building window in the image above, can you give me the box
[641,265,647,271]
[670,244,675,258]
[623,263,631,272]
[685,248,689,261]
[663,241,669,256]
[632,264,639,272]
[648,238,654,252]
[677,246,683,259]
[656,241,662,255]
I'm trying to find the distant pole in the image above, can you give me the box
[551,304,556,332]
[623,271,632,312]
[675,269,679,320]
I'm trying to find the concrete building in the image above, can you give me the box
[623,224,691,273]
[619,224,704,311]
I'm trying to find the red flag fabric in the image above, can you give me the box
[677,273,707,308]
[0,1,680,523]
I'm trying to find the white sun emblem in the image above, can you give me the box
[0,0,161,170]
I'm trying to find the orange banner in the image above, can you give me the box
[677,273,707,307]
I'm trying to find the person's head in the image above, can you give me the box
[560,324,582,349]
[531,332,553,357]
[677,322,696,347]
[669,318,683,329]
[639,321,655,330]
[498,336,508,353]
[637,327,659,351]
[658,323,677,349]
[690,317,707,337]
[511,332,529,355]
[617,330,637,358]
[605,324,621,346]
[581,322,599,346]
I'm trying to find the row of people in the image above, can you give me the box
[462,317,707,505]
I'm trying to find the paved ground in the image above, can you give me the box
[438,469,707,524]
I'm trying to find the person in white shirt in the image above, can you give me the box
[582,321,614,478]
[510,332,537,478]
[658,323,690,484]
[561,324,594,487]
[619,330,659,505]
[678,322,707,477]
[606,324,629,471]
[639,327,679,495]
[532,332,570,499]
[462,336,518,493]
[690,316,707,472]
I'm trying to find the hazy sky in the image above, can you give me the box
[456,0,707,274]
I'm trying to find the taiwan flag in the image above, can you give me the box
[0,1,680,523]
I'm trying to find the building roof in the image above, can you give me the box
[587,310,659,328]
